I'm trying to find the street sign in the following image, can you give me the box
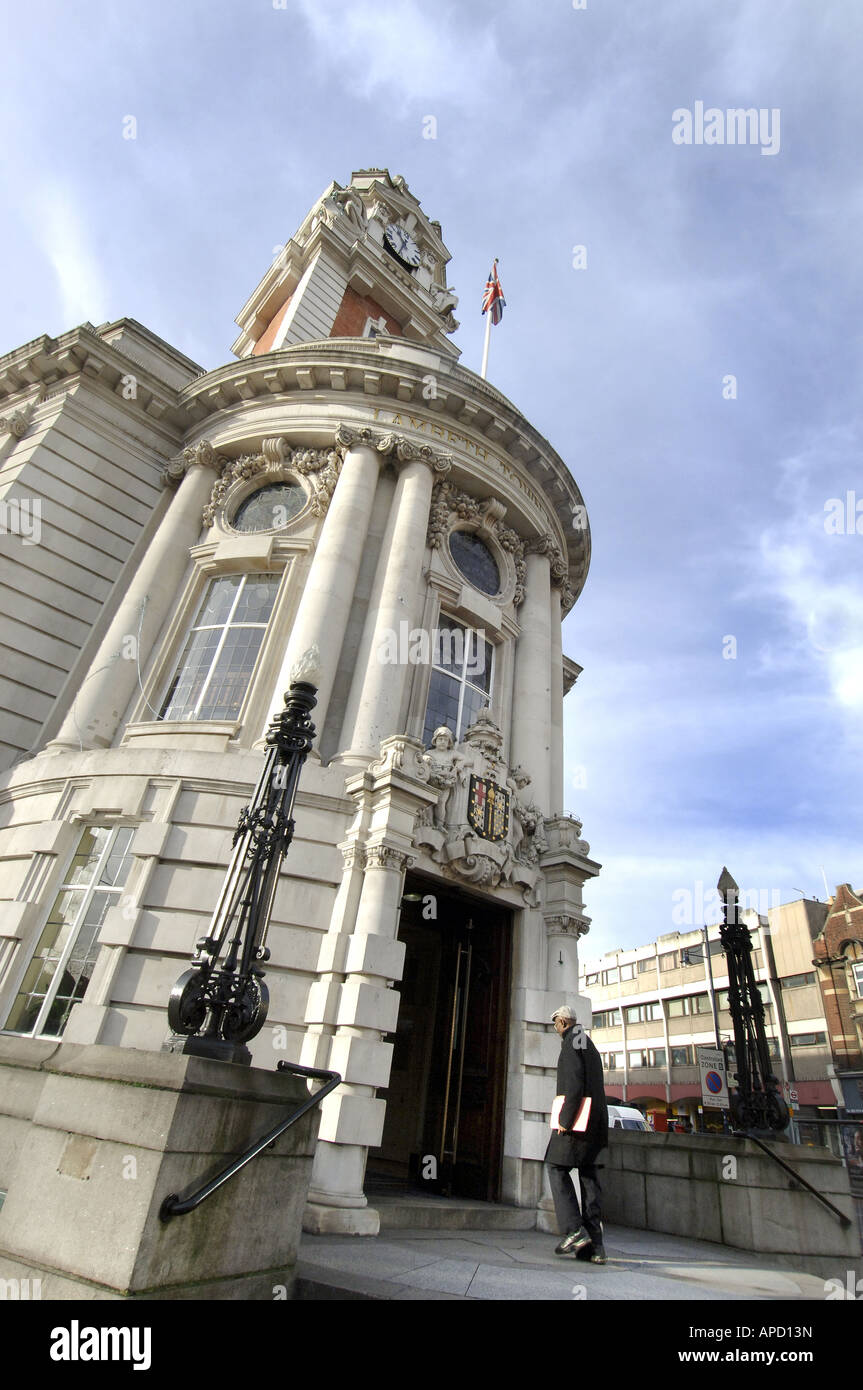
[698,1046,730,1108]
[783,1082,799,1112]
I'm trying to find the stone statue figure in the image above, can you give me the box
[424,726,464,829]
[508,765,548,864]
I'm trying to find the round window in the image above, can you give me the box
[448,530,500,596]
[231,482,305,533]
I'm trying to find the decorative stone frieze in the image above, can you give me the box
[427,479,527,606]
[335,422,451,476]
[201,439,342,526]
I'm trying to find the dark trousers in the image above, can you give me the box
[547,1162,603,1243]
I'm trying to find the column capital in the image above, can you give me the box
[524,532,574,610]
[335,422,451,475]
[163,437,225,487]
[544,913,591,938]
[340,842,367,872]
[364,844,415,873]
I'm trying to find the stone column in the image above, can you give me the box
[338,437,450,760]
[48,441,220,751]
[301,737,436,1235]
[303,843,410,1235]
[510,543,553,811]
[550,585,564,815]
[264,426,383,736]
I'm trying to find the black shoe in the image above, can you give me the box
[574,1242,594,1261]
[554,1227,592,1256]
[589,1245,607,1264]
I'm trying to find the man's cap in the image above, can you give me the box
[551,1005,577,1022]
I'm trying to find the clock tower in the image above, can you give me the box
[232,169,460,359]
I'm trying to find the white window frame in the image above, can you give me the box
[421,617,495,745]
[3,826,134,1039]
[158,572,281,723]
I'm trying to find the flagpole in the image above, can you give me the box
[480,304,492,380]
[480,256,498,380]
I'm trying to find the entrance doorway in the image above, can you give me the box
[368,876,512,1202]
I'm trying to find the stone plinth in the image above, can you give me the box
[0,1039,320,1299]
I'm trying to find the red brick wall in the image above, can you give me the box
[330,287,401,338]
[814,884,863,1069]
[252,292,294,356]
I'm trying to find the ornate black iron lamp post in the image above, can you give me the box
[717,867,789,1134]
[165,648,321,1065]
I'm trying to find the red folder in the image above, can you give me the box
[551,1094,592,1132]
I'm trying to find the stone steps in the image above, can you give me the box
[373,1194,537,1231]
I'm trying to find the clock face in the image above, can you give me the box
[384,223,421,269]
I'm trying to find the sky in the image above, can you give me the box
[1,0,861,954]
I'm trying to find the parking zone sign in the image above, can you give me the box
[698,1047,729,1108]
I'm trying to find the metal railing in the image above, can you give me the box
[159,1061,341,1222]
[734,1130,852,1228]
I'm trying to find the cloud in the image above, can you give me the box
[27,184,109,330]
[749,442,863,715]
[293,0,507,112]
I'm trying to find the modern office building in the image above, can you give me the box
[579,896,844,1135]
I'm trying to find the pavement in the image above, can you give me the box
[296,1221,835,1301]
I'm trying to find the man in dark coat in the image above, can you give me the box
[544,1005,609,1262]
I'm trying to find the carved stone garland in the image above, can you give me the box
[427,479,526,606]
[201,437,342,527]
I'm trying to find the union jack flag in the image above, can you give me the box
[481,260,505,324]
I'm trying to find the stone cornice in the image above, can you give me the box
[179,341,590,604]
[0,322,197,436]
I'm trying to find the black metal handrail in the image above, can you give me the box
[733,1130,852,1227]
[159,1062,341,1221]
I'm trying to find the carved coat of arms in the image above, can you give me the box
[468,775,509,842]
[413,708,544,905]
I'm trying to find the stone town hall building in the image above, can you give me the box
[0,170,599,1233]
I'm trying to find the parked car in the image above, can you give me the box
[607,1104,652,1131]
